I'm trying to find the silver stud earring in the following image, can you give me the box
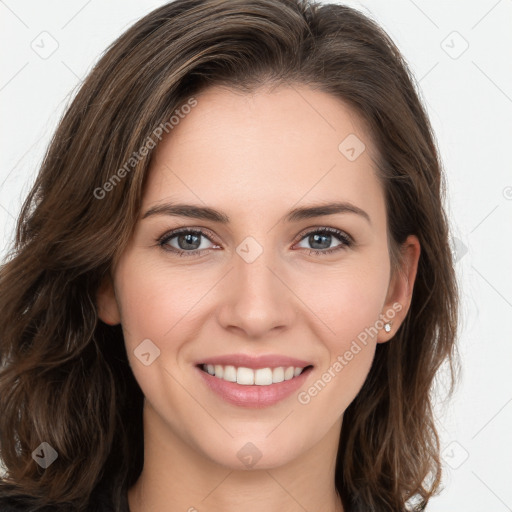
[384,322,391,333]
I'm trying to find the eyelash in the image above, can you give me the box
[156,226,353,258]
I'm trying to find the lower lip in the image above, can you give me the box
[196,365,313,408]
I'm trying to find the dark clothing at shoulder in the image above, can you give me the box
[0,481,130,511]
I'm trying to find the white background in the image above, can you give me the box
[1,0,511,509]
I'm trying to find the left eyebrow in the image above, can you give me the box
[283,201,371,225]
[141,201,371,226]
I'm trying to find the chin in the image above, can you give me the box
[198,434,304,471]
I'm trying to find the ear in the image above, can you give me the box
[96,272,121,325]
[377,234,421,343]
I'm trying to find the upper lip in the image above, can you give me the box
[196,354,314,370]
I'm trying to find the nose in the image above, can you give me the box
[216,245,297,339]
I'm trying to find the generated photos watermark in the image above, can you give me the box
[297,302,402,405]
[93,97,198,200]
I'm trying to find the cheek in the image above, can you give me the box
[113,258,207,404]
[115,256,209,342]
[292,262,389,408]
[295,273,384,420]
[293,261,390,348]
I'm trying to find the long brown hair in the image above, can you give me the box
[0,0,458,510]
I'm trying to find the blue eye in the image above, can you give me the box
[158,229,217,256]
[157,227,353,257]
[295,227,353,256]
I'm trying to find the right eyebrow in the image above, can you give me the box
[142,203,229,223]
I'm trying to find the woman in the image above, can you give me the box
[0,0,458,510]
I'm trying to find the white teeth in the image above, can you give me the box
[237,367,254,385]
[284,366,295,380]
[254,368,273,386]
[272,367,284,383]
[223,365,237,382]
[202,364,307,385]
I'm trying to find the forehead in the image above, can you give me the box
[143,84,385,226]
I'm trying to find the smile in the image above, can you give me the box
[200,363,312,386]
[196,363,314,408]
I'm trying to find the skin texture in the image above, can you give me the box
[97,84,420,512]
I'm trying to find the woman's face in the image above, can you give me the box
[99,84,419,470]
